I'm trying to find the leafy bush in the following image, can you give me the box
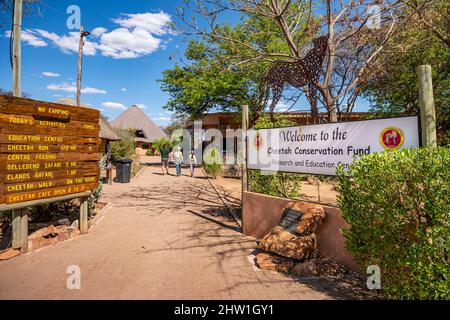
[248,113,302,198]
[203,147,222,178]
[110,130,136,163]
[146,149,154,156]
[151,137,181,154]
[337,147,450,300]
[249,170,303,199]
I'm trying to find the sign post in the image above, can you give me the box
[0,95,101,250]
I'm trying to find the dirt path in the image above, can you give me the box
[0,161,371,299]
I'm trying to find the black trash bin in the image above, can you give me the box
[115,159,133,183]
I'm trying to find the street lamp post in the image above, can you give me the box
[76,26,91,106]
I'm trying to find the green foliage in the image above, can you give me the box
[337,147,450,299]
[151,137,179,153]
[203,147,222,178]
[160,13,307,121]
[362,28,449,145]
[248,114,303,198]
[110,139,135,162]
[251,113,297,129]
[248,170,303,199]
[110,130,136,162]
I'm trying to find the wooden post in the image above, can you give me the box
[417,65,437,147]
[11,210,21,249]
[11,208,28,251]
[20,208,28,253]
[76,26,84,107]
[79,197,89,234]
[241,105,249,196]
[12,0,23,97]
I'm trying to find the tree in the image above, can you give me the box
[175,0,404,122]
[362,22,450,145]
[160,19,286,123]
[0,0,44,27]
[400,0,450,47]
[160,42,252,118]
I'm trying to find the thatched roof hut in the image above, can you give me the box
[110,105,167,143]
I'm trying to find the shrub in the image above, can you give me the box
[203,147,222,178]
[110,131,136,163]
[151,137,181,154]
[337,147,450,300]
[248,113,302,198]
[249,171,303,199]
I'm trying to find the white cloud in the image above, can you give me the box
[41,72,60,78]
[112,12,172,35]
[121,88,127,92]
[91,27,107,38]
[101,102,127,110]
[97,27,162,59]
[47,82,107,94]
[4,30,47,47]
[9,11,173,60]
[135,104,147,109]
[34,29,97,56]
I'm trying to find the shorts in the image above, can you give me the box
[161,158,169,167]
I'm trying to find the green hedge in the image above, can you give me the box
[337,147,450,299]
[203,147,222,178]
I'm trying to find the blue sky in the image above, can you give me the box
[0,0,193,125]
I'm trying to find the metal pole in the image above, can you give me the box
[417,65,437,147]
[12,0,23,97]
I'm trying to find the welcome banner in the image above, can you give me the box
[247,116,420,176]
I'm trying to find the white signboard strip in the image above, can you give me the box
[247,116,420,176]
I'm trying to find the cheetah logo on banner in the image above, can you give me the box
[380,127,405,150]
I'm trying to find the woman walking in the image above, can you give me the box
[188,150,197,177]
[172,147,183,177]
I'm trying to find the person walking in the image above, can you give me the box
[188,150,197,177]
[172,146,183,177]
[160,144,171,175]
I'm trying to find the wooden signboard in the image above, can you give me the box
[0,95,101,205]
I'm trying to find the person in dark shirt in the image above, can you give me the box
[160,145,171,175]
